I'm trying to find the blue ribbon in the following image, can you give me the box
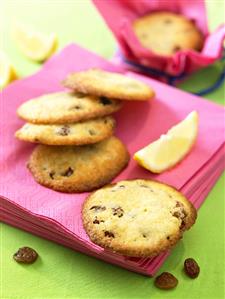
[120,49,225,96]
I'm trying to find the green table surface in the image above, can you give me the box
[1,1,224,299]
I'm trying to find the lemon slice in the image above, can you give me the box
[134,111,199,173]
[0,51,18,90]
[12,23,58,62]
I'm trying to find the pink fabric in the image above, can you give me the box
[93,0,225,75]
[0,44,225,275]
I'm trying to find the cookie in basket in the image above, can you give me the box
[17,91,123,124]
[62,68,155,101]
[82,179,197,257]
[15,116,115,146]
[28,136,130,193]
[133,11,204,56]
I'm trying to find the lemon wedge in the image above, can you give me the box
[0,51,18,90]
[134,111,199,173]
[12,23,58,62]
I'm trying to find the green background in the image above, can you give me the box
[1,1,224,298]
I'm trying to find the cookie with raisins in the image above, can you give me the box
[82,179,197,257]
[17,91,122,124]
[62,69,155,101]
[27,136,129,193]
[15,116,115,145]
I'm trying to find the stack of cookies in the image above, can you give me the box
[15,68,155,193]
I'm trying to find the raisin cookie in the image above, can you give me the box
[28,136,130,193]
[17,92,122,124]
[133,12,204,56]
[82,179,197,257]
[15,116,115,146]
[63,69,155,101]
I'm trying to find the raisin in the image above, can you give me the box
[74,105,82,109]
[184,258,200,278]
[56,125,70,136]
[88,129,96,136]
[164,19,172,24]
[154,272,178,290]
[104,231,115,238]
[90,205,106,212]
[70,104,83,110]
[172,201,187,229]
[34,138,40,142]
[13,247,38,264]
[173,46,181,53]
[112,207,124,217]
[76,93,86,98]
[99,97,112,105]
[49,171,55,179]
[93,219,100,224]
[93,218,104,224]
[61,167,74,177]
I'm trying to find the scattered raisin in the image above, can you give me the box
[184,258,200,278]
[99,97,112,105]
[104,231,115,238]
[49,171,55,179]
[112,207,124,217]
[13,247,38,264]
[154,272,178,290]
[61,167,74,177]
[34,138,40,142]
[56,125,70,136]
[90,205,106,212]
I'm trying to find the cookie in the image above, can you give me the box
[28,136,130,193]
[15,116,115,146]
[82,179,197,257]
[62,69,155,101]
[17,91,123,124]
[133,12,204,56]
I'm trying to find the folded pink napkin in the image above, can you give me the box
[1,44,224,275]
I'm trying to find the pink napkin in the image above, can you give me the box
[0,44,224,276]
[93,0,225,75]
